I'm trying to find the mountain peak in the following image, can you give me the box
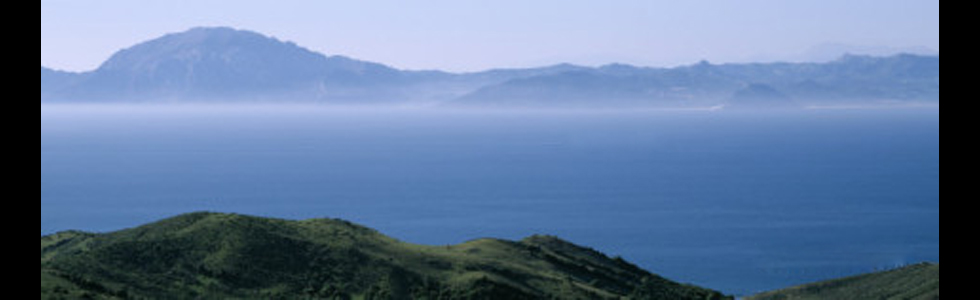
[159,26,262,41]
[184,26,253,35]
[98,26,322,73]
[74,27,399,100]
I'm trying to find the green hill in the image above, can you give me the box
[41,213,730,300]
[747,263,940,300]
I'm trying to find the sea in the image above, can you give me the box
[40,104,940,296]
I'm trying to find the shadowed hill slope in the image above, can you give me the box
[747,263,939,300]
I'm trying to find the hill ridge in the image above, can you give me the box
[41,212,731,300]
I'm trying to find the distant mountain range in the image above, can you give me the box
[41,27,940,108]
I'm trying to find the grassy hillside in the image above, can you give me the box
[747,263,939,300]
[41,212,730,300]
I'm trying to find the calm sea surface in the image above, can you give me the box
[40,105,940,295]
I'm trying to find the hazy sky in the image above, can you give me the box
[41,0,940,72]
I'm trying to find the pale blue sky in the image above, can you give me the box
[41,0,940,72]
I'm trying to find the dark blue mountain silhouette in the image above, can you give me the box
[456,55,939,107]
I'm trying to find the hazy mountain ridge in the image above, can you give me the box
[41,67,83,99]
[40,213,730,300]
[457,55,940,107]
[40,27,940,107]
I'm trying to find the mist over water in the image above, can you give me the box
[41,104,940,295]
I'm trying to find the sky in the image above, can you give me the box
[41,0,940,73]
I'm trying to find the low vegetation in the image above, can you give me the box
[747,263,939,300]
[41,212,730,299]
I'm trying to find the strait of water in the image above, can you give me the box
[41,105,940,295]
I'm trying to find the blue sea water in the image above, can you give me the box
[40,105,940,296]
